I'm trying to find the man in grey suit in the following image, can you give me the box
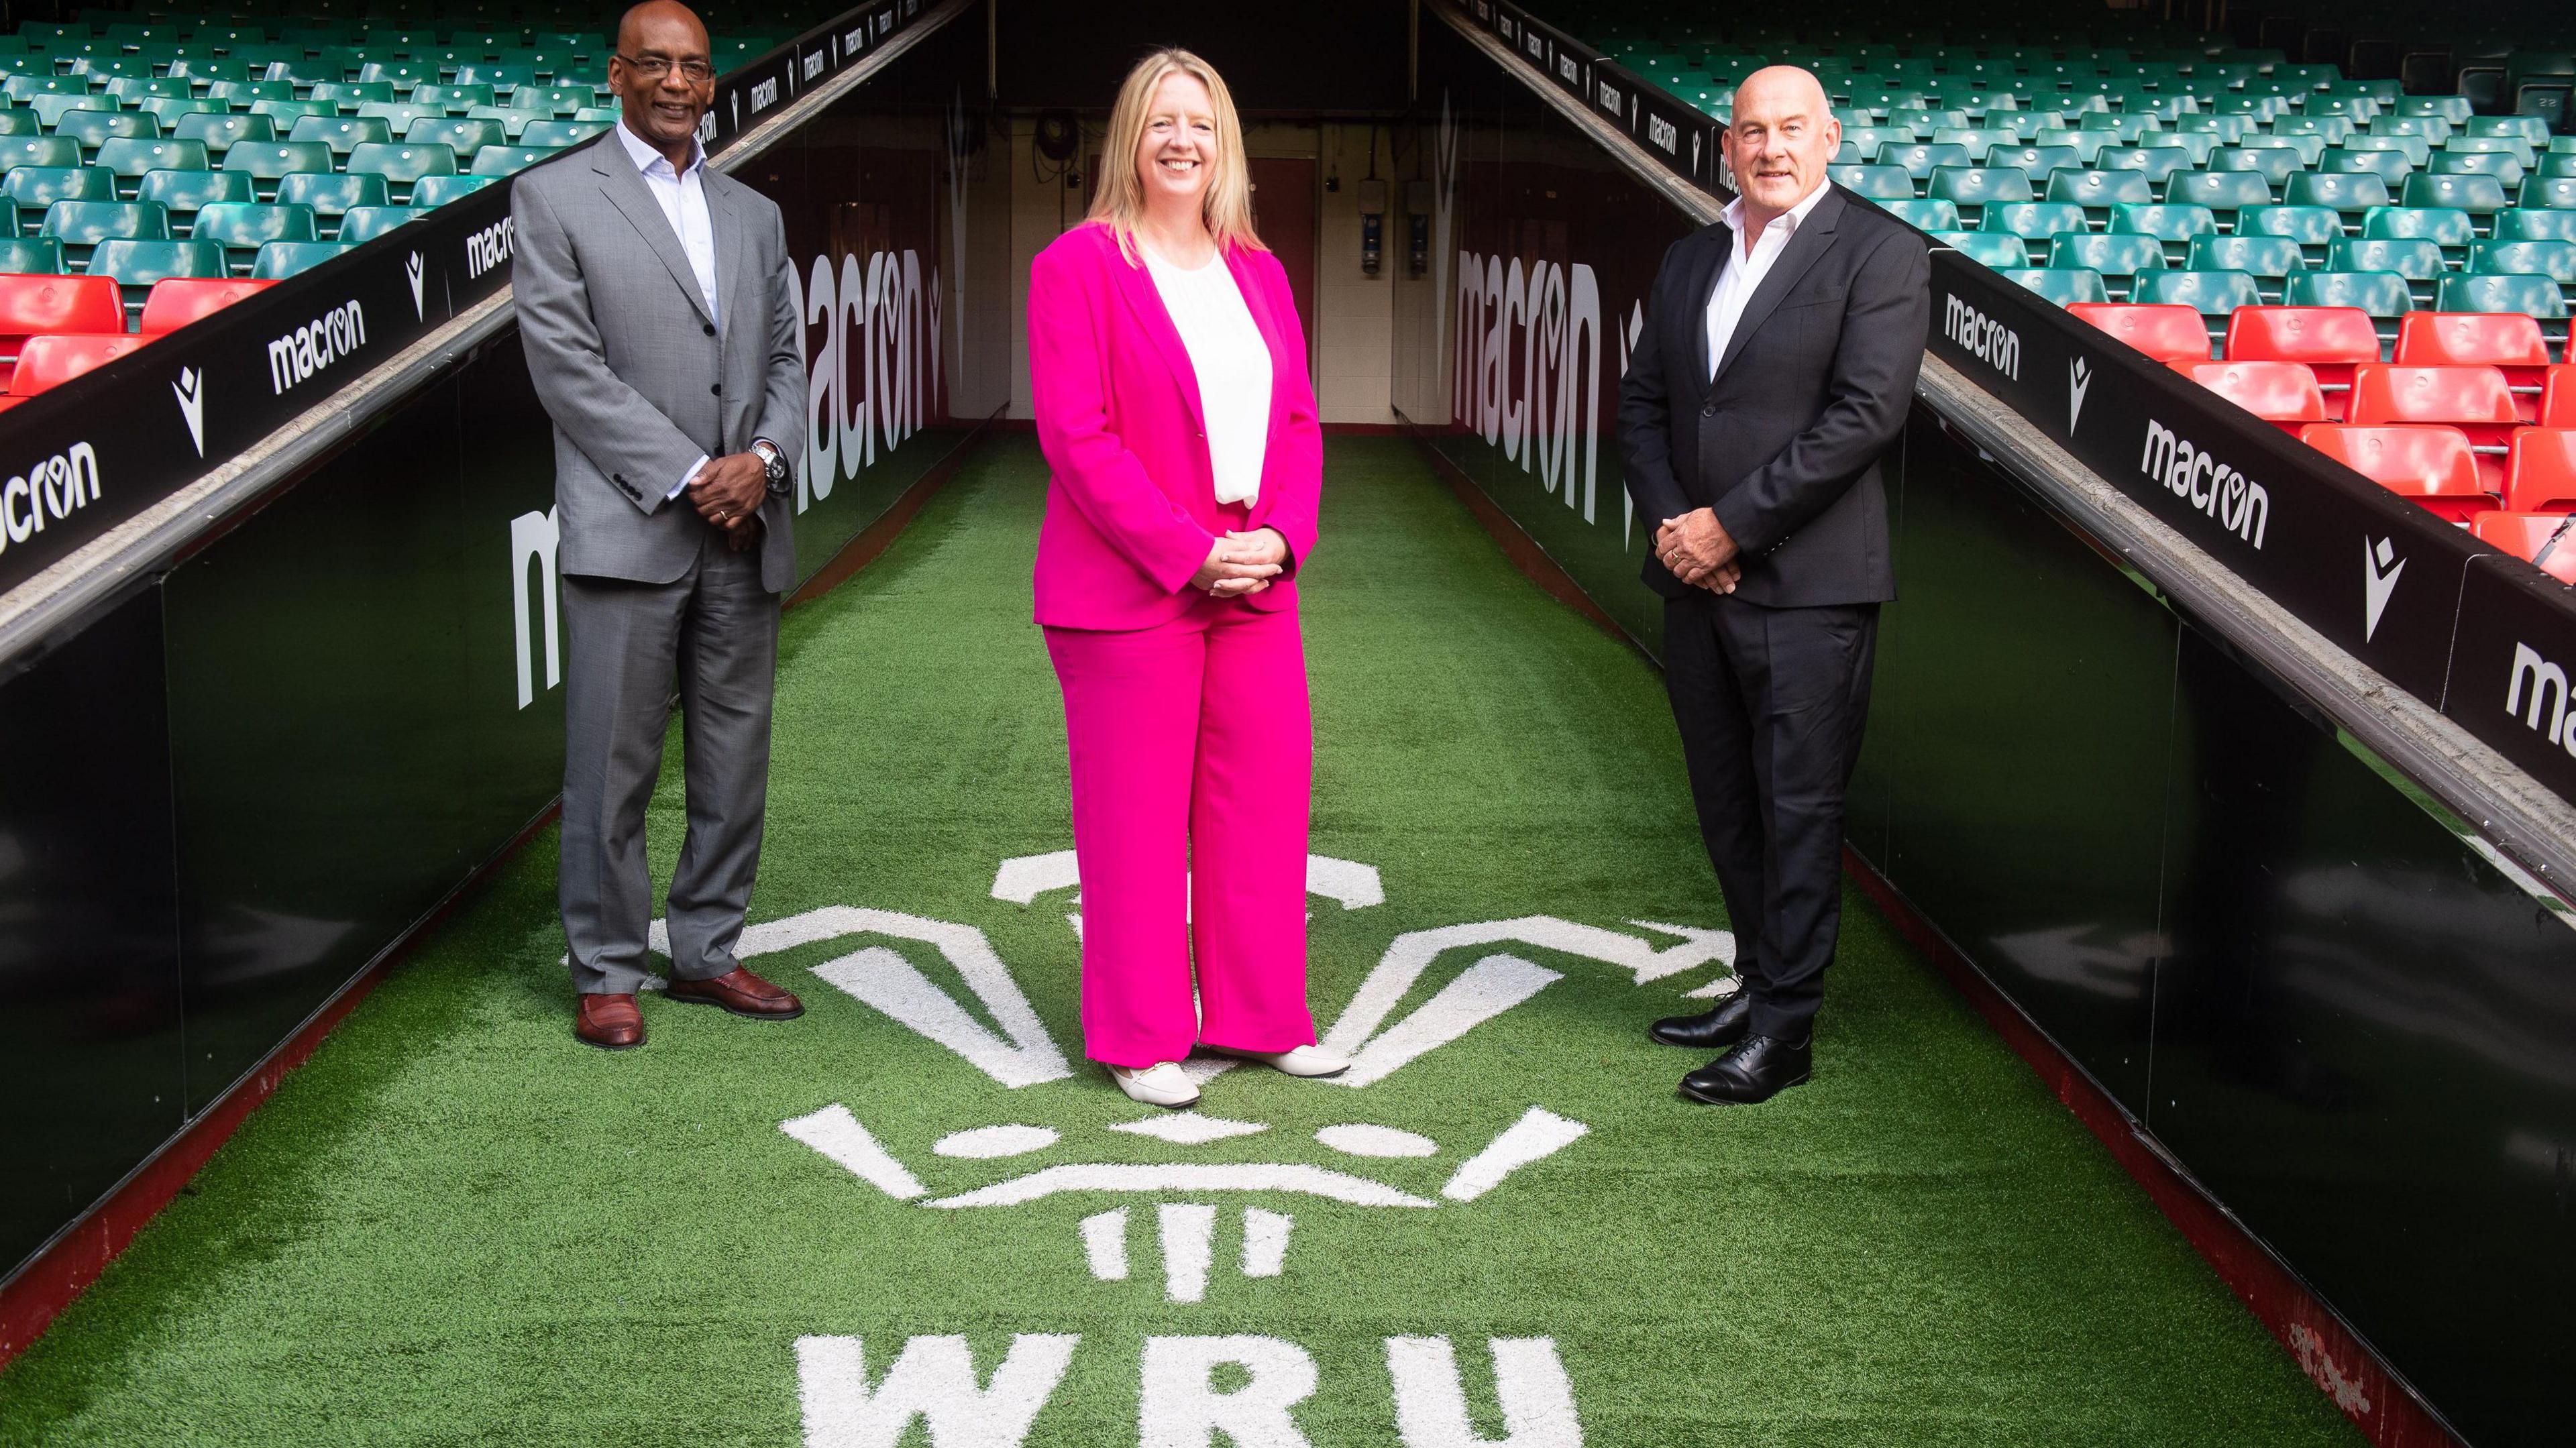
[514,0,808,1049]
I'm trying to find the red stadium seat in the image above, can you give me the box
[135,276,278,335]
[7,331,148,396]
[2506,429,2576,513]
[2223,306,2380,418]
[2302,423,2494,520]
[2542,365,2576,429]
[2070,302,2211,363]
[2394,312,2554,419]
[2174,359,2328,433]
[2346,364,2522,486]
[0,274,123,366]
[2471,511,2576,583]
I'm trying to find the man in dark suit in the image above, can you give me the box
[1615,65,1930,1105]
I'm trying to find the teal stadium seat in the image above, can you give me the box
[2362,205,2479,266]
[2322,148,2412,190]
[408,174,494,207]
[0,234,62,274]
[2473,239,2576,284]
[2133,269,2261,339]
[2332,237,2448,305]
[2167,169,2272,227]
[40,198,168,267]
[2140,132,2218,166]
[1930,230,2030,267]
[2498,209,2576,243]
[2276,116,2357,147]
[2240,205,2345,266]
[2188,235,2305,300]
[287,115,392,158]
[516,119,606,150]
[2524,178,2576,211]
[1875,197,1960,230]
[1986,145,2081,181]
[309,81,398,113]
[250,100,336,134]
[2240,133,2326,167]
[174,113,275,159]
[278,170,389,234]
[193,201,317,273]
[205,80,297,111]
[407,117,507,161]
[347,142,457,203]
[0,134,83,173]
[2347,134,2432,168]
[2,164,113,227]
[2049,231,2166,298]
[2436,272,2570,323]
[1829,164,1915,199]
[138,168,252,232]
[221,140,331,203]
[2003,266,2111,304]
[250,239,350,278]
[2402,172,2511,230]
[2469,115,2553,145]
[87,236,225,320]
[2282,172,2392,226]
[2397,96,2475,123]
[51,109,156,160]
[0,109,36,138]
[356,103,446,136]
[2110,202,2216,264]
[335,205,423,243]
[2286,271,2412,349]
[410,84,496,115]
[25,95,109,131]
[468,144,555,178]
[1981,201,2088,241]
[2099,146,2195,188]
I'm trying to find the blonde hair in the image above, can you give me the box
[1085,47,1265,265]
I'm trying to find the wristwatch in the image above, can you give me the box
[751,437,790,496]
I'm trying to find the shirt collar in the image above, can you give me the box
[1720,178,1829,238]
[614,117,705,178]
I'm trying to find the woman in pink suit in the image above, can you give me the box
[1026,48,1345,1107]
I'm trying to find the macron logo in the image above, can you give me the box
[2363,537,2404,643]
[2069,357,2092,434]
[405,251,425,319]
[172,366,205,457]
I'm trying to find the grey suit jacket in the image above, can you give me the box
[512,132,804,594]
[1615,186,1930,608]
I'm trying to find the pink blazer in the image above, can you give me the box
[1026,219,1322,630]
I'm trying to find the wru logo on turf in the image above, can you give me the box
[633,850,1737,1447]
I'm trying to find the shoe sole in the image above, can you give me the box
[1676,1071,1810,1106]
[1204,1048,1349,1078]
[576,1030,645,1051]
[1112,1084,1201,1109]
[662,991,805,1021]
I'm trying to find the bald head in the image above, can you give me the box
[1721,64,1837,227]
[610,0,714,164]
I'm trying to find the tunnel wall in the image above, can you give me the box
[0,0,1008,1319]
[1392,8,2576,1445]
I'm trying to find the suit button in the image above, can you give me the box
[702,323,714,336]
[1701,402,1716,417]
[710,383,721,394]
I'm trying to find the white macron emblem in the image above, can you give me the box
[2364,536,2406,643]
[2068,355,2092,434]
[404,252,425,319]
[172,366,205,456]
[731,89,741,129]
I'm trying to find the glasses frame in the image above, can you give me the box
[613,52,716,85]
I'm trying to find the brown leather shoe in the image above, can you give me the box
[664,966,804,1020]
[576,993,645,1050]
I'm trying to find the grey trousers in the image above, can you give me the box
[559,528,781,996]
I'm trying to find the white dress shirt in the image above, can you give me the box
[1705,181,1830,382]
[613,120,724,500]
[1142,239,1272,507]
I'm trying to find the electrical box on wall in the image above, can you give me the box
[1358,177,1388,276]
[1403,179,1432,276]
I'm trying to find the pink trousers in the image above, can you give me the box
[1043,593,1317,1068]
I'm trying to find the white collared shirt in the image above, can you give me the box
[614,120,724,500]
[1704,180,1829,382]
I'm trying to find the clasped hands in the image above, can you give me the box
[1192,528,1289,598]
[686,452,769,553]
[1656,508,1741,593]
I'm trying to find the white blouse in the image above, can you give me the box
[1141,241,1273,506]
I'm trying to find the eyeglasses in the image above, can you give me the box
[615,53,715,83]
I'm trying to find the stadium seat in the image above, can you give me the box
[2347,364,2522,485]
[2110,203,2216,264]
[2547,366,2576,429]
[2047,168,2157,226]
[27,94,113,131]
[1925,166,2034,227]
[250,240,352,278]
[2521,177,2576,211]
[2240,205,2345,267]
[277,170,390,235]
[2282,272,2413,353]
[2436,274,2572,351]
[2473,238,2576,292]
[309,81,398,113]
[0,235,60,274]
[2002,267,2110,304]
[135,275,274,334]
[1980,201,2087,243]
[2504,430,2576,513]
[2347,134,2432,168]
[408,174,495,207]
[137,168,253,233]
[1930,231,2029,268]
[2322,147,2412,190]
[2498,210,2576,246]
[1875,197,1960,230]
[2241,133,2328,167]
[335,205,423,244]
[38,198,167,268]
[193,201,316,274]
[2225,305,2381,414]
[468,145,554,178]
[172,113,276,160]
[2434,150,2530,188]
[2133,269,2260,339]
[356,102,447,137]
[2208,146,2297,195]
[2188,235,2304,301]
[2049,232,2165,299]
[1830,164,1915,200]
[93,137,209,200]
[50,109,156,161]
[347,142,458,204]
[2331,237,2449,307]
[411,84,497,115]
[406,117,506,162]
[516,119,605,150]
[5,331,146,395]
[2361,205,2479,267]
[0,272,117,362]
[0,134,82,174]
[221,140,332,203]
[2282,172,2392,229]
[2402,172,2511,233]
[287,114,392,158]
[2302,424,2491,520]
[1881,142,1974,187]
[2176,359,2327,433]
[2100,146,2196,189]
[2469,512,2576,583]
[85,236,225,323]
[2069,301,2210,362]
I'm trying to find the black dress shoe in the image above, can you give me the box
[1678,1033,1812,1105]
[1650,991,1752,1049]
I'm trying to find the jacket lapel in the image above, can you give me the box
[709,172,747,340]
[1684,225,1729,382]
[1713,186,1845,382]
[1105,231,1208,435]
[590,134,716,330]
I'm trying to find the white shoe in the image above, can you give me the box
[1215,1044,1350,1078]
[1108,1061,1201,1108]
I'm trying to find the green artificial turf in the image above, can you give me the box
[0,437,2360,1446]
